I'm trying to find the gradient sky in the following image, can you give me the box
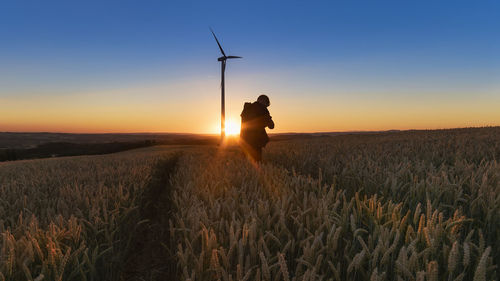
[1,0,499,133]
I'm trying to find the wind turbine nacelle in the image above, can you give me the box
[218,56,226,61]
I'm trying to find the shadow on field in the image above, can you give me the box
[119,154,181,281]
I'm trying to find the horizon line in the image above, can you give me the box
[1,125,499,136]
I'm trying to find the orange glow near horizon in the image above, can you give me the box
[2,106,500,134]
[1,83,500,134]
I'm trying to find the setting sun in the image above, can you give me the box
[225,119,241,136]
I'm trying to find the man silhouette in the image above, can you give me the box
[240,95,275,162]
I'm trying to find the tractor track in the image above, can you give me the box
[119,154,181,281]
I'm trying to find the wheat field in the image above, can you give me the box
[1,128,498,280]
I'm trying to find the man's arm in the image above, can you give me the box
[262,107,274,129]
[267,115,275,129]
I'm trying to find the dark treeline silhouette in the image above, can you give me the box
[0,137,218,162]
[0,141,154,161]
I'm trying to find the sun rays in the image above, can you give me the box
[225,119,241,136]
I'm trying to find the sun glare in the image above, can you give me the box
[225,119,241,136]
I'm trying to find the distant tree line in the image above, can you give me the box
[0,137,218,162]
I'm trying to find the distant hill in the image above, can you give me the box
[0,133,218,161]
[0,132,216,149]
[1,127,497,161]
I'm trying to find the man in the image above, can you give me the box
[240,94,275,162]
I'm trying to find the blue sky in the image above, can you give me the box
[1,0,499,133]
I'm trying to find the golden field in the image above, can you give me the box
[1,128,499,281]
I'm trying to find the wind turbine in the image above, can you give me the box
[210,28,242,142]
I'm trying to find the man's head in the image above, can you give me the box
[257,94,270,107]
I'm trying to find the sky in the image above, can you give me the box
[1,0,499,134]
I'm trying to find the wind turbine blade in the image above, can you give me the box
[210,28,226,57]
[227,56,242,59]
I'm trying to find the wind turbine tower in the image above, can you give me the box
[210,29,242,142]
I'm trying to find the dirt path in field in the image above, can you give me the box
[119,155,180,281]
